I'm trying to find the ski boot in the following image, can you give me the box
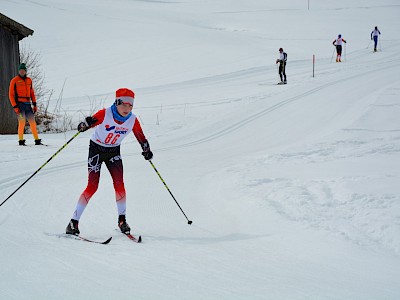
[66,219,80,235]
[19,139,26,146]
[35,139,43,145]
[118,215,131,234]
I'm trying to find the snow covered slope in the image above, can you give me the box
[1,1,400,299]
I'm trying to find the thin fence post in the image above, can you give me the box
[313,54,315,77]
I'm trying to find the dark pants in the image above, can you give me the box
[336,45,343,56]
[17,102,34,120]
[72,140,127,220]
[373,36,378,49]
[279,62,287,81]
[81,140,126,203]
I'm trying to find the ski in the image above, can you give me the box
[78,235,112,244]
[115,229,142,242]
[67,234,112,244]
[124,233,142,243]
[120,231,142,243]
[19,143,50,147]
[122,232,142,243]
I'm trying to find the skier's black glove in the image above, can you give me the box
[85,116,97,126]
[140,140,153,160]
[142,151,153,160]
[77,116,97,132]
[77,122,89,132]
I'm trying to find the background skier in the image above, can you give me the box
[371,26,381,52]
[276,48,287,84]
[66,88,153,235]
[8,63,42,146]
[332,34,347,62]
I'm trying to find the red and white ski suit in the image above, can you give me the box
[72,106,147,220]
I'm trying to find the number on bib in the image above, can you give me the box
[104,133,121,145]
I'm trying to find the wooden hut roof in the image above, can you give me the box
[0,13,34,40]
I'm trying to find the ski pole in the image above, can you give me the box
[366,39,372,49]
[148,160,192,225]
[276,62,279,82]
[0,131,81,208]
[330,47,335,63]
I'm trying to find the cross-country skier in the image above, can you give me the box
[276,48,287,84]
[332,34,347,62]
[8,63,43,146]
[66,88,153,235]
[371,26,381,52]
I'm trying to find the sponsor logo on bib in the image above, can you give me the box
[105,124,116,131]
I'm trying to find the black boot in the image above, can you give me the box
[35,139,43,145]
[118,215,131,234]
[18,139,26,146]
[66,219,80,235]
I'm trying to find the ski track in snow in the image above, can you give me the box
[1,44,399,193]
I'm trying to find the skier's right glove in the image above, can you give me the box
[77,122,89,132]
[77,116,97,132]
[85,116,97,126]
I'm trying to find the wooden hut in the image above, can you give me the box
[0,13,33,134]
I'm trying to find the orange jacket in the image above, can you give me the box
[9,75,36,107]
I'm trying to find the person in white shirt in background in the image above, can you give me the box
[371,26,381,52]
[332,34,347,62]
[276,48,288,84]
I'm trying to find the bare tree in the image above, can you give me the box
[18,46,103,133]
[19,45,60,132]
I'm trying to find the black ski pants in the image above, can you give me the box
[278,62,287,81]
[336,45,343,55]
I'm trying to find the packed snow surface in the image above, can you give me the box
[1,1,400,299]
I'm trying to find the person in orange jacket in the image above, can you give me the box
[9,63,42,146]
